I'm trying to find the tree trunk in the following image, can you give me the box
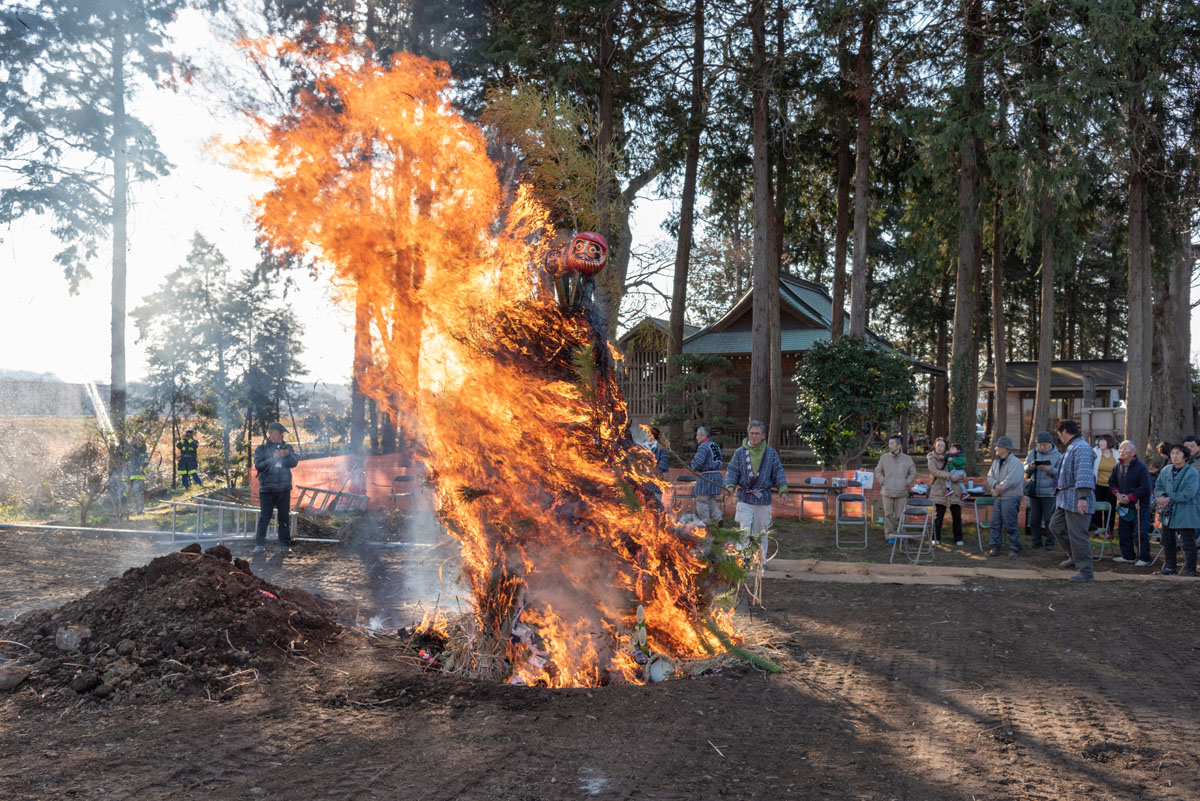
[170,396,178,489]
[1125,104,1153,456]
[991,195,1007,445]
[368,397,379,454]
[830,28,854,342]
[666,0,705,443]
[950,0,983,472]
[1031,193,1056,439]
[933,279,949,436]
[848,8,877,338]
[1160,222,1194,444]
[349,288,371,452]
[767,0,785,449]
[592,6,623,336]
[110,24,128,426]
[749,0,771,427]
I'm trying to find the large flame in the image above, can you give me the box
[233,37,727,686]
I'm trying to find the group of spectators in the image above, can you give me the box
[924,419,1200,581]
[663,417,1200,584]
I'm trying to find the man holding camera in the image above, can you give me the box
[254,421,299,553]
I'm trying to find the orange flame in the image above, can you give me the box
[233,36,724,686]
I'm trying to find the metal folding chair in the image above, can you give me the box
[389,475,414,513]
[671,475,698,514]
[971,496,993,554]
[799,476,830,521]
[892,498,935,564]
[1089,501,1114,559]
[835,481,868,550]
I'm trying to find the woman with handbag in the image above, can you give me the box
[1153,443,1199,577]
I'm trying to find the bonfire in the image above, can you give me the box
[233,37,772,687]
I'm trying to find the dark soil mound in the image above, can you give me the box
[0,544,358,705]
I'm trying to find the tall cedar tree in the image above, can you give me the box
[0,0,222,425]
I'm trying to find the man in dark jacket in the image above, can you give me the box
[1110,439,1153,565]
[176,430,203,488]
[254,422,299,553]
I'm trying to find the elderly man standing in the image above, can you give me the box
[1049,419,1097,582]
[691,426,724,525]
[1110,439,1153,566]
[724,420,788,556]
[875,435,916,541]
[987,436,1025,556]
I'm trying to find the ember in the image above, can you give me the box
[235,37,751,687]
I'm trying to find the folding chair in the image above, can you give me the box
[1089,501,1114,560]
[835,481,868,550]
[671,475,698,514]
[971,497,994,554]
[389,475,415,513]
[892,498,935,564]
[799,476,830,521]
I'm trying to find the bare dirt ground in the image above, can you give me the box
[2,524,1199,801]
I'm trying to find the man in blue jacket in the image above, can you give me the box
[1049,419,1097,582]
[724,420,788,558]
[1110,440,1153,566]
[254,422,299,554]
[691,426,724,525]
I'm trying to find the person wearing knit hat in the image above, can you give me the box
[986,436,1024,556]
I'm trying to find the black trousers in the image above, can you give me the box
[934,503,962,542]
[1162,526,1197,573]
[257,489,292,545]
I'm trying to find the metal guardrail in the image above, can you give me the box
[167,498,268,542]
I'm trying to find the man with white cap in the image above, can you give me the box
[253,421,299,553]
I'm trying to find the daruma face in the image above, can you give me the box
[566,232,608,276]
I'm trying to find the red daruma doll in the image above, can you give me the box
[545,231,608,307]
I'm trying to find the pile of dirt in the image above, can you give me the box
[0,544,360,705]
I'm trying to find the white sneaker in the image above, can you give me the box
[955,540,964,546]
[1111,556,1133,564]
[1135,559,1151,567]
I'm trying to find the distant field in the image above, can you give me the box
[0,415,96,461]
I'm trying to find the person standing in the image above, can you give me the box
[1092,434,1118,536]
[986,436,1024,557]
[1110,439,1153,566]
[1153,443,1199,577]
[690,426,724,525]
[254,422,299,554]
[176,429,203,489]
[927,437,963,546]
[645,427,670,476]
[724,420,788,557]
[1023,431,1062,550]
[125,436,148,515]
[875,435,916,542]
[1049,419,1097,582]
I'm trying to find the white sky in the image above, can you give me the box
[0,12,1196,387]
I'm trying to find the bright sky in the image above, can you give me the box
[0,12,1196,387]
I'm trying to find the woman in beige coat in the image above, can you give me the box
[928,437,964,545]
